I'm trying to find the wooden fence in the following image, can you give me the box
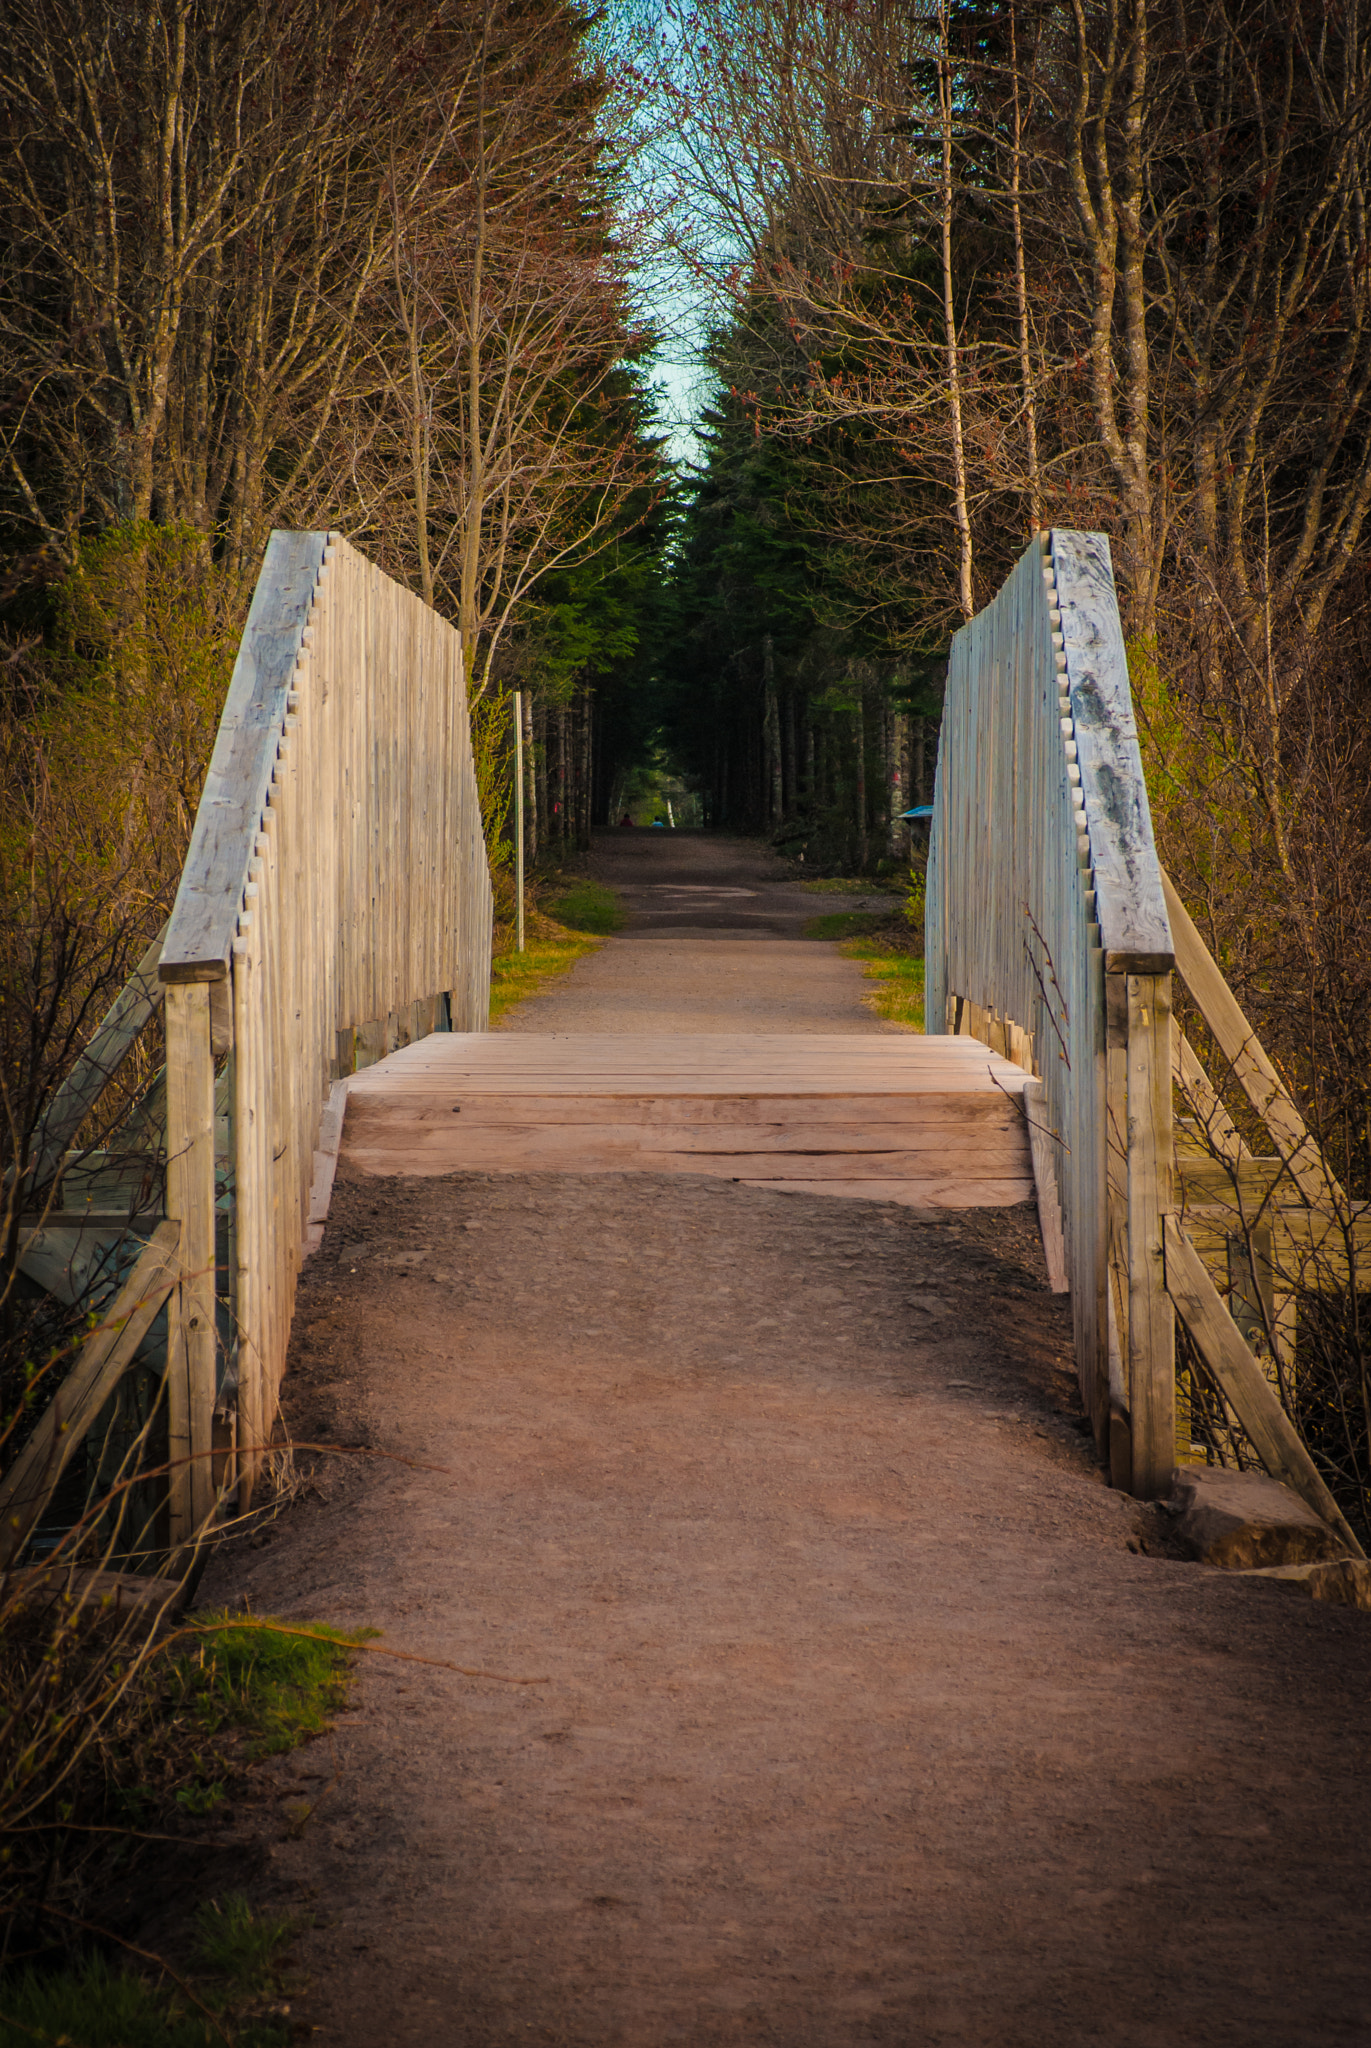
[0,532,492,1564]
[927,530,1363,1553]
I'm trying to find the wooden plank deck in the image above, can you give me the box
[342,1033,1035,1208]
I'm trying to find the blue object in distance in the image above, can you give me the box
[902,805,935,819]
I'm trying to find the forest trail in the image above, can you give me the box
[192,835,1371,2048]
[501,829,902,1033]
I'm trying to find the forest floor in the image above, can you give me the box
[183,832,1371,2047]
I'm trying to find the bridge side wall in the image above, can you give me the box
[926,531,1175,1496]
[160,533,493,1533]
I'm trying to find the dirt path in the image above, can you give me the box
[193,835,1371,2046]
[500,830,902,1033]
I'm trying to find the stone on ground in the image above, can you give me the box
[1167,1463,1347,1569]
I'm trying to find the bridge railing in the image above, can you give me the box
[927,530,1364,1552]
[153,532,492,1539]
[3,532,493,1563]
[926,529,1176,1494]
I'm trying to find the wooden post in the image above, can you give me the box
[514,688,525,954]
[1127,971,1175,1496]
[164,982,218,1545]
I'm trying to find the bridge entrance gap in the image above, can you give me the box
[191,833,1371,2047]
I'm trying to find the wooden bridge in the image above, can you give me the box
[2,529,1363,1571]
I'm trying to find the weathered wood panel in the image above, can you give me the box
[925,531,1175,1492]
[340,1033,1035,1207]
[160,533,493,1519]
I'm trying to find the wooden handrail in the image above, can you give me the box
[1049,532,1173,973]
[930,529,1358,1535]
[926,530,1176,1495]
[161,533,327,986]
[158,532,493,1541]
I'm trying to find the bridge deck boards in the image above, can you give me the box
[342,1033,1035,1208]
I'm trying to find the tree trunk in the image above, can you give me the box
[580,690,593,849]
[555,705,568,852]
[763,635,782,832]
[852,691,867,869]
[937,0,975,620]
[888,707,908,856]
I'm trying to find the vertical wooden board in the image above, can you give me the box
[1025,1081,1068,1291]
[1127,972,1176,1496]
[231,937,261,1505]
[164,982,217,1542]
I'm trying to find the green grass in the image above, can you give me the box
[168,1611,378,1762]
[843,938,926,1030]
[0,1622,361,2048]
[489,929,599,1025]
[193,1895,294,1999]
[544,878,626,934]
[0,1948,289,2047]
[803,905,926,1028]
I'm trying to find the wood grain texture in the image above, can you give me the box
[164,984,217,1543]
[161,533,326,982]
[1126,973,1175,1498]
[1050,532,1174,971]
[152,532,493,1515]
[924,531,1178,1483]
[1024,1082,1069,1291]
[338,1033,1034,1209]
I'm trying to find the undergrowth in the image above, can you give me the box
[803,909,895,942]
[1,1599,373,2035]
[799,877,903,896]
[0,1896,297,2048]
[0,1947,285,2046]
[168,1611,376,1764]
[489,916,599,1024]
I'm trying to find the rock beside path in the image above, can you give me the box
[1239,1557,1371,1610]
[1168,1464,1347,1569]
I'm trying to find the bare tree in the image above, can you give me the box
[356,0,661,695]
